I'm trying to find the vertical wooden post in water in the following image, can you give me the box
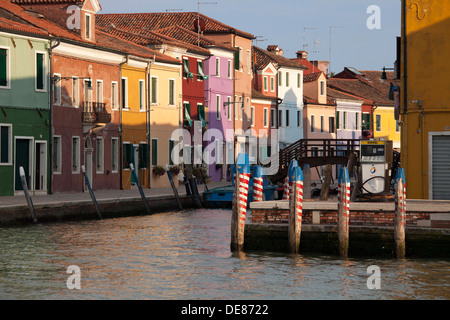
[320,164,333,201]
[82,165,102,219]
[303,164,312,200]
[394,168,406,258]
[130,164,151,215]
[337,167,350,257]
[19,167,37,224]
[289,165,304,254]
[231,154,250,252]
[166,165,182,210]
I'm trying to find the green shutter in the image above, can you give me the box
[1,126,9,163]
[198,105,206,128]
[184,103,192,127]
[0,49,7,87]
[336,111,340,130]
[36,53,44,90]
[151,139,158,166]
[123,144,134,169]
[139,143,149,169]
[169,79,174,105]
[234,49,240,70]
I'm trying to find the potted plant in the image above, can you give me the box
[169,165,181,176]
[152,165,166,177]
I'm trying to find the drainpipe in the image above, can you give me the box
[48,37,60,195]
[119,54,129,190]
[147,55,155,189]
[402,0,408,184]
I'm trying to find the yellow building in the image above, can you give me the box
[373,106,401,150]
[401,0,450,199]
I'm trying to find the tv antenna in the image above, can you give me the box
[166,9,183,12]
[197,1,217,46]
[302,27,317,51]
[254,36,268,48]
[329,25,343,76]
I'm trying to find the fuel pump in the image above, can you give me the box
[360,140,393,195]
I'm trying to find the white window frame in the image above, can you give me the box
[375,114,381,132]
[72,77,80,107]
[85,13,92,40]
[111,137,119,173]
[297,110,302,128]
[0,123,13,166]
[139,79,146,111]
[263,76,268,91]
[151,76,158,105]
[96,79,103,104]
[52,135,62,174]
[53,73,62,106]
[96,136,104,174]
[227,60,232,79]
[247,49,251,74]
[216,95,221,120]
[71,136,80,174]
[121,77,128,110]
[263,107,268,128]
[271,108,276,128]
[215,57,220,77]
[0,46,11,89]
[320,115,325,133]
[251,106,255,127]
[270,76,275,92]
[320,81,325,96]
[227,96,232,121]
[111,81,118,110]
[168,78,176,106]
[310,114,315,133]
[35,51,47,92]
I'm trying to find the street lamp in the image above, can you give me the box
[53,75,92,89]
[381,66,395,80]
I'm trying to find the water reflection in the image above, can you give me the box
[0,209,449,300]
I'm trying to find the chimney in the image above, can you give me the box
[267,45,284,56]
[296,51,308,60]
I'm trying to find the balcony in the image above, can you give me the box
[82,102,111,124]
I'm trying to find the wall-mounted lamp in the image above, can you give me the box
[53,76,93,90]
[381,66,395,80]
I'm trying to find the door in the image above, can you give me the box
[15,138,32,191]
[430,135,450,200]
[35,142,47,192]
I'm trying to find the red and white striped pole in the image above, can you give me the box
[231,154,250,252]
[337,167,351,257]
[394,168,406,258]
[289,166,304,253]
[282,177,290,200]
[252,166,264,202]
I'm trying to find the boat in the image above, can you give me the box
[203,165,278,207]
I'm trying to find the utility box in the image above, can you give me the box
[360,140,393,194]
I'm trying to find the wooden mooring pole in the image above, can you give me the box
[82,165,102,219]
[289,164,304,254]
[130,164,151,215]
[394,167,407,258]
[231,154,250,252]
[166,165,182,210]
[337,167,350,257]
[19,167,37,224]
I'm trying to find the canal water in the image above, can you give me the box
[0,209,449,300]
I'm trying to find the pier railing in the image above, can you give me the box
[82,102,111,124]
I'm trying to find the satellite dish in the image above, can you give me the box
[194,18,205,33]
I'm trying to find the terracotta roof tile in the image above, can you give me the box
[252,89,278,101]
[252,46,307,70]
[303,71,323,83]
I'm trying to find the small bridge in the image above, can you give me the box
[270,139,360,183]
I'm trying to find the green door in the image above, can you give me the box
[15,139,31,191]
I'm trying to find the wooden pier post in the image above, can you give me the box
[303,164,312,200]
[289,166,304,254]
[82,165,102,219]
[231,154,250,252]
[337,167,350,257]
[320,164,333,201]
[166,165,182,210]
[19,167,37,224]
[394,168,406,258]
[130,164,151,215]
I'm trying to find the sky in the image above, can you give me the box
[100,0,401,74]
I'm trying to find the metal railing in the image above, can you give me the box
[82,101,111,124]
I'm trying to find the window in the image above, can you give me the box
[251,106,255,126]
[239,96,243,120]
[184,103,192,127]
[36,52,46,91]
[215,58,220,77]
[297,73,301,88]
[0,47,10,88]
[96,137,104,174]
[85,14,91,39]
[227,97,232,121]
[320,81,325,96]
[278,109,283,127]
[72,136,80,173]
[297,110,301,128]
[139,143,149,169]
[0,124,12,165]
[121,77,128,109]
[355,112,360,130]
[278,71,282,86]
[362,113,371,131]
[72,78,80,107]
[246,97,250,121]
[238,47,243,71]
[263,108,268,127]
[151,139,158,166]
[376,114,381,132]
[151,76,158,104]
[343,111,347,129]
[169,140,175,166]
[53,74,61,105]
[111,81,118,110]
[286,72,289,87]
[329,116,335,133]
[320,115,324,133]
[52,135,62,173]
[183,58,190,78]
[139,80,145,110]
[271,109,276,128]
[122,143,133,170]
[228,60,232,78]
[197,60,205,81]
[216,95,221,120]
[234,48,240,71]
[111,137,119,173]
[247,49,251,74]
[96,80,103,103]
[234,95,238,120]
[311,115,315,133]
[169,79,175,106]
[336,111,340,130]
[285,109,290,127]
[263,76,268,91]
[270,77,275,92]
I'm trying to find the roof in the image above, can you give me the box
[252,89,279,101]
[327,87,365,103]
[291,56,321,75]
[252,46,307,70]
[303,72,324,83]
[97,12,255,40]
[303,94,335,106]
[11,0,83,4]
[328,67,398,105]
[0,15,48,37]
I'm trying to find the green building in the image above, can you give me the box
[0,28,51,196]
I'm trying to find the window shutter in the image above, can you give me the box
[234,49,240,70]
[36,53,44,90]
[1,126,9,163]
[151,139,158,166]
[0,49,7,87]
[184,103,192,127]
